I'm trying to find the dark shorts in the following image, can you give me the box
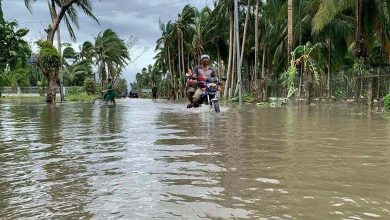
[152,93,157,98]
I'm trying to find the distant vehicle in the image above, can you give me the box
[129,91,138,98]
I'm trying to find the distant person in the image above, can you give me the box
[152,86,158,102]
[103,78,115,104]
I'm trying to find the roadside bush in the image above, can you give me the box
[66,92,95,102]
[84,78,97,95]
[66,86,84,95]
[384,93,390,110]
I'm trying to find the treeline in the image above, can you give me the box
[1,1,129,98]
[1,0,132,101]
[131,0,390,102]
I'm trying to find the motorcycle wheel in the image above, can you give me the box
[213,100,221,113]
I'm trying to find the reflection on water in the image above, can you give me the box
[0,99,389,219]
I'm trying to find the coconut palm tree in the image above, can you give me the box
[91,29,130,88]
[136,1,390,104]
[60,46,92,86]
[212,0,235,98]
[174,5,196,97]
[292,42,325,101]
[24,0,99,103]
[313,0,390,60]
[155,20,176,98]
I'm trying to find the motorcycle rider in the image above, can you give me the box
[186,54,217,108]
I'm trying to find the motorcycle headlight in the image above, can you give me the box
[209,83,217,88]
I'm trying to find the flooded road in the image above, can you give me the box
[0,99,389,219]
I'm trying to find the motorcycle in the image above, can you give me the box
[202,77,222,113]
[194,77,225,113]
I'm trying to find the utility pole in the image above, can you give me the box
[234,0,242,105]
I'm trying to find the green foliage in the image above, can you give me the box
[282,65,297,87]
[93,29,130,86]
[84,78,97,95]
[352,58,370,76]
[37,80,45,96]
[0,10,31,88]
[0,18,31,72]
[243,93,255,103]
[63,59,92,86]
[292,42,325,84]
[37,41,60,75]
[66,87,84,95]
[384,93,390,110]
[66,92,95,102]
[114,78,128,97]
[282,64,298,99]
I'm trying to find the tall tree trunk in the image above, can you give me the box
[355,0,363,58]
[240,0,251,66]
[177,33,181,99]
[230,17,237,98]
[45,1,61,103]
[254,0,259,81]
[99,60,105,89]
[187,53,190,70]
[224,11,234,98]
[303,66,310,103]
[261,46,267,101]
[327,39,332,98]
[217,44,222,79]
[46,73,58,103]
[287,0,294,64]
[298,65,303,97]
[0,0,4,23]
[181,32,185,97]
[233,0,251,97]
[168,47,175,99]
[57,27,65,102]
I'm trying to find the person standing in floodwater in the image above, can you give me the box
[152,86,158,102]
[104,78,115,104]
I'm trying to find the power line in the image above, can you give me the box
[16,0,191,25]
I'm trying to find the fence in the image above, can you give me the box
[263,66,390,103]
[330,67,390,102]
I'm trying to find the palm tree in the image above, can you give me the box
[79,41,94,61]
[24,0,99,103]
[313,0,390,60]
[63,60,92,86]
[174,5,195,97]
[212,0,235,98]
[91,29,130,88]
[192,7,212,60]
[135,1,389,104]
[254,0,260,80]
[60,46,92,86]
[155,20,176,98]
[292,42,325,102]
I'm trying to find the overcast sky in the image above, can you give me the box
[2,0,213,84]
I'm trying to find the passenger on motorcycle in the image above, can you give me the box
[186,54,217,108]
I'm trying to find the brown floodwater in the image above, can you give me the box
[0,99,389,219]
